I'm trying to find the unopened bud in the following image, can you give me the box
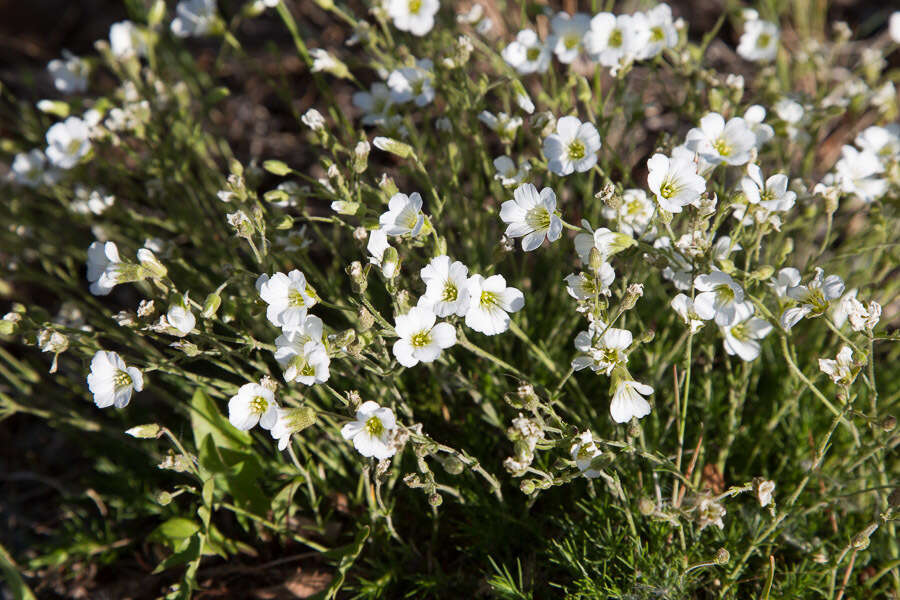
[352,140,370,173]
[627,420,641,438]
[520,479,536,495]
[622,283,644,310]
[126,423,162,438]
[589,247,604,275]
[347,261,367,293]
[638,497,656,516]
[440,455,465,475]
[395,289,411,314]
[357,307,375,332]
[137,248,167,279]
[157,491,174,505]
[881,415,896,432]
[852,524,878,550]
[715,548,730,564]
[428,493,443,507]
[334,328,356,348]
[202,293,221,318]
[373,136,414,159]
[378,174,398,197]
[381,246,400,280]
[0,312,22,335]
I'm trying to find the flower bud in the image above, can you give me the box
[381,246,400,279]
[352,140,370,174]
[346,261,367,293]
[440,455,465,475]
[378,174,399,197]
[358,307,375,332]
[0,312,22,335]
[715,548,730,564]
[136,248,167,279]
[126,423,162,438]
[157,491,173,505]
[428,493,443,507]
[373,136,414,159]
[589,247,604,275]
[881,416,897,432]
[202,292,221,318]
[638,497,656,516]
[395,289,411,315]
[627,420,641,438]
[852,523,879,550]
[520,479,537,495]
[622,284,644,310]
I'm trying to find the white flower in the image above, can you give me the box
[341,401,397,459]
[610,378,653,423]
[601,189,655,238]
[685,113,756,166]
[464,274,524,335]
[757,479,776,507]
[502,29,551,74]
[275,338,330,385]
[392,305,456,367]
[379,192,425,236]
[86,241,124,296]
[781,268,845,329]
[550,12,590,64]
[386,0,439,36]
[855,125,900,160]
[167,294,196,337]
[543,116,601,175]
[301,108,325,131]
[573,326,632,375]
[694,271,747,326]
[500,183,562,252]
[571,431,603,478]
[256,270,316,328]
[309,49,346,76]
[845,298,881,332]
[743,105,774,148]
[831,288,858,328]
[478,111,523,139]
[418,255,471,317]
[632,4,678,59]
[270,406,316,451]
[171,0,218,37]
[891,12,900,43]
[584,13,639,70]
[47,50,89,94]
[697,495,726,530]
[741,164,796,212]
[737,19,779,62]
[387,59,434,106]
[574,224,636,263]
[646,150,706,212]
[493,156,531,187]
[721,302,772,362]
[769,267,801,298]
[70,185,115,215]
[109,21,147,59]
[352,83,394,126]
[366,229,398,278]
[818,346,856,386]
[87,350,143,408]
[654,236,693,290]
[564,266,614,300]
[10,150,57,187]
[228,383,278,430]
[834,145,887,203]
[45,116,91,169]
[671,294,705,333]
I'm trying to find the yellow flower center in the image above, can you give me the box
[365,415,384,437]
[441,281,458,302]
[480,290,499,308]
[713,137,732,157]
[525,206,552,231]
[410,330,432,348]
[408,0,422,14]
[114,369,133,389]
[567,140,586,160]
[660,181,677,199]
[250,395,268,415]
[526,47,541,61]
[288,288,306,307]
[756,33,771,48]
[564,34,580,50]
[609,29,623,48]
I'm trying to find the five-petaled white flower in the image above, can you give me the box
[171,0,218,37]
[502,29,551,74]
[737,19,779,62]
[392,305,456,367]
[741,165,796,212]
[352,83,394,126]
[601,189,655,239]
[45,116,92,169]
[721,302,772,362]
[109,21,148,59]
[87,350,143,408]
[379,192,425,236]
[834,146,887,204]
[387,59,434,106]
[270,406,316,451]
[818,346,856,386]
[543,116,601,176]
[47,50,89,94]
[256,270,317,328]
[493,156,532,187]
[632,3,678,60]
[573,326,632,375]
[685,113,756,166]
[167,293,196,337]
[781,268,845,330]
[229,382,278,431]
[646,150,706,212]
[464,274,524,335]
[694,271,747,326]
[571,431,603,478]
[418,255,471,317]
[671,294,705,333]
[550,12,590,64]
[610,377,653,423]
[10,150,57,188]
[341,401,397,459]
[275,338,331,385]
[387,0,440,37]
[500,183,562,252]
[584,12,639,70]
[87,241,123,296]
